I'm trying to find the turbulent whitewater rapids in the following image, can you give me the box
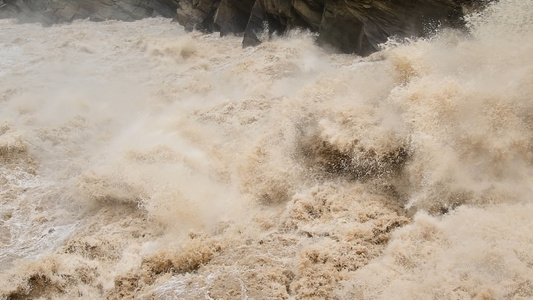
[1,0,533,299]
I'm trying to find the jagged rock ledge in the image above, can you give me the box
[1,0,486,55]
[176,0,486,55]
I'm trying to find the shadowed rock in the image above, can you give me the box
[177,0,220,31]
[317,0,467,55]
[243,0,292,47]
[0,0,488,55]
[180,0,486,55]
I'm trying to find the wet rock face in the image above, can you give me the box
[176,0,221,32]
[177,0,484,55]
[0,0,485,55]
[317,0,467,55]
[0,0,180,24]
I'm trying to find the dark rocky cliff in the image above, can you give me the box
[178,0,484,55]
[0,0,180,24]
[1,0,485,55]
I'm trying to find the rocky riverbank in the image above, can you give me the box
[0,0,486,55]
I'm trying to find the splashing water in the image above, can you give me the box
[1,0,532,298]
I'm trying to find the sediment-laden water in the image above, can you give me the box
[1,0,532,298]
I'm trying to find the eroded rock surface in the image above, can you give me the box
[177,0,486,54]
[1,0,486,54]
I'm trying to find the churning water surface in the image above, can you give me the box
[1,0,533,298]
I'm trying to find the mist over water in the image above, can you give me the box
[1,0,533,298]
